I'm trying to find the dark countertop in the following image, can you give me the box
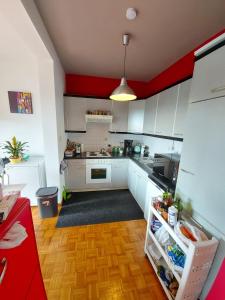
[130,157,176,193]
[64,152,133,160]
[64,152,175,193]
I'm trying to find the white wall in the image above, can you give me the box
[142,135,183,156]
[0,1,66,195]
[21,0,66,192]
[67,125,183,156]
[67,124,140,152]
[0,58,44,157]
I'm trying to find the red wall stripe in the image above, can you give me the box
[65,29,225,99]
[65,74,148,98]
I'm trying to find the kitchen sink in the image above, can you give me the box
[134,157,154,169]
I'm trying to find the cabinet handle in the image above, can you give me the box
[211,85,225,93]
[180,168,195,176]
[0,257,7,284]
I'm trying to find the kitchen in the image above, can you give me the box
[0,1,225,300]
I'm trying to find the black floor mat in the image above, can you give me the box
[56,189,144,228]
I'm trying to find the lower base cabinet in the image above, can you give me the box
[128,160,148,213]
[136,174,148,211]
[111,159,128,188]
[65,158,163,218]
[65,160,86,190]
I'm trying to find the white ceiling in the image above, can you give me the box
[34,0,225,81]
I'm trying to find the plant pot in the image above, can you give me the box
[9,157,22,164]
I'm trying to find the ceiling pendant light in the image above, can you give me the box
[110,34,137,101]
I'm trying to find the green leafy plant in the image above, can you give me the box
[62,186,72,202]
[2,136,28,158]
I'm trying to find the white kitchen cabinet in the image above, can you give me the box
[143,95,158,134]
[64,97,87,131]
[111,101,128,132]
[190,45,225,103]
[128,160,137,197]
[65,159,86,190]
[5,156,46,206]
[172,79,191,138]
[155,85,178,136]
[144,178,164,221]
[128,160,148,212]
[128,100,145,133]
[136,173,148,211]
[111,159,128,188]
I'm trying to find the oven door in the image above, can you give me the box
[86,164,111,184]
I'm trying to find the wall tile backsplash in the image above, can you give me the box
[67,123,182,155]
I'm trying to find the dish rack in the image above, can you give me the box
[144,204,218,300]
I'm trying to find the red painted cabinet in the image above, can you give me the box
[0,198,47,300]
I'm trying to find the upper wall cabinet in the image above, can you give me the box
[173,79,192,138]
[128,100,145,133]
[64,97,87,131]
[143,95,158,134]
[110,101,128,132]
[155,85,178,136]
[85,98,112,113]
[190,45,225,103]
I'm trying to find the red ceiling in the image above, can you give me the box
[65,29,225,99]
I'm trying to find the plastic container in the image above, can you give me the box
[168,206,178,226]
[36,187,58,218]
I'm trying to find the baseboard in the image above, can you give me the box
[69,186,128,192]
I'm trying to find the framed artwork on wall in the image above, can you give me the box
[8,91,33,114]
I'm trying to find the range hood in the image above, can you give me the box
[85,114,113,123]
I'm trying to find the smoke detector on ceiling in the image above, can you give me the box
[126,8,137,20]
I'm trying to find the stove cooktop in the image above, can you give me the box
[86,151,111,158]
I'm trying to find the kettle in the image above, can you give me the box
[134,144,141,154]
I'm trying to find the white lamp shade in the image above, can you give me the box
[110,77,137,101]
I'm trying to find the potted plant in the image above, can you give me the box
[62,186,72,203]
[2,136,28,164]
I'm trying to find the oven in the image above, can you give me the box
[86,159,111,184]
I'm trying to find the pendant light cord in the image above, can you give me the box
[123,44,127,78]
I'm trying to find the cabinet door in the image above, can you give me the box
[135,174,148,211]
[190,45,225,103]
[111,101,128,132]
[144,179,163,221]
[128,161,137,198]
[64,97,86,131]
[143,95,158,134]
[111,159,128,188]
[173,79,191,138]
[155,85,178,136]
[128,101,145,133]
[65,160,86,190]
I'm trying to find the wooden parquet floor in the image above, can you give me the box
[32,207,166,300]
